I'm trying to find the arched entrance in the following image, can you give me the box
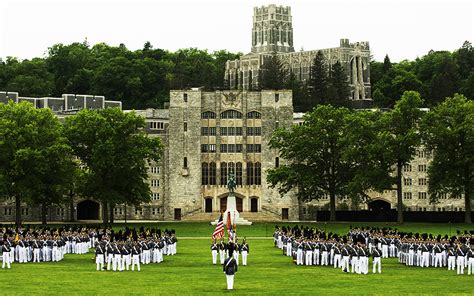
[368,199,391,212]
[77,200,100,220]
[205,198,213,213]
[220,196,243,212]
[250,197,258,212]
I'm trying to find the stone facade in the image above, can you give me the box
[225,4,372,108]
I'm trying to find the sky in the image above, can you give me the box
[0,0,472,62]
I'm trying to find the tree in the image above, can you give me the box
[327,61,350,107]
[267,105,355,221]
[421,94,473,223]
[260,52,288,90]
[286,72,311,112]
[64,108,163,224]
[308,51,329,105]
[377,91,424,224]
[383,54,392,73]
[0,101,71,225]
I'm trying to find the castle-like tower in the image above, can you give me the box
[226,4,373,108]
[251,5,294,54]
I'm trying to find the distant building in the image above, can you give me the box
[225,4,372,108]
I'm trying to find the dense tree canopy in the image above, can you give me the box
[64,108,163,224]
[0,41,241,110]
[421,94,473,223]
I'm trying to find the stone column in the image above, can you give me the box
[351,58,359,100]
[357,57,365,100]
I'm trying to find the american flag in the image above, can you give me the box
[212,213,224,240]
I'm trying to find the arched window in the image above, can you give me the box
[201,163,209,185]
[255,162,261,185]
[220,110,242,119]
[201,111,216,119]
[220,162,228,185]
[236,162,243,185]
[209,162,216,185]
[247,111,261,119]
[246,162,254,185]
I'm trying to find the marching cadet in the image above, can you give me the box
[447,247,456,271]
[32,240,41,263]
[234,239,240,265]
[2,241,11,269]
[219,240,226,265]
[304,239,313,265]
[372,247,382,273]
[456,244,465,275]
[313,240,320,265]
[223,250,238,290]
[106,241,114,270]
[296,239,304,265]
[341,244,350,272]
[211,240,219,265]
[467,245,474,275]
[122,243,131,271]
[240,239,249,266]
[112,242,122,272]
[333,243,342,268]
[286,236,293,257]
[131,243,141,272]
[95,242,105,271]
[321,242,329,266]
[433,243,443,268]
[358,244,369,275]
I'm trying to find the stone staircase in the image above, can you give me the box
[181,211,281,222]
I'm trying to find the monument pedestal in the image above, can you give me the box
[211,192,252,225]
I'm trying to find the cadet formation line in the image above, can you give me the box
[273,226,474,275]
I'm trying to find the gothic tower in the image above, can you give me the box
[251,4,294,54]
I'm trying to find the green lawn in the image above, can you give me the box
[1,223,473,295]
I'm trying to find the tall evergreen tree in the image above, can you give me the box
[383,54,392,73]
[327,61,350,107]
[260,52,288,90]
[309,51,329,105]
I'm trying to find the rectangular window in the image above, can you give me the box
[418,178,427,186]
[403,178,412,186]
[220,127,227,136]
[403,192,412,199]
[275,157,279,168]
[236,144,242,153]
[275,93,279,102]
[209,144,216,152]
[184,157,188,168]
[209,127,216,135]
[220,144,227,153]
[149,121,164,130]
[228,127,235,135]
[183,93,188,102]
[228,144,235,153]
[201,144,208,152]
[151,193,160,200]
[151,179,160,187]
[418,164,426,172]
[184,122,187,132]
[418,192,427,199]
[201,127,208,135]
[236,127,243,136]
[403,165,412,172]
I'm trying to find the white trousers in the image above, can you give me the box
[373,257,381,273]
[2,252,11,268]
[434,253,443,267]
[313,250,320,265]
[286,244,292,256]
[226,275,234,290]
[341,256,350,272]
[132,255,141,271]
[421,252,430,267]
[212,250,218,265]
[448,256,456,270]
[334,254,342,268]
[468,258,474,275]
[359,256,368,274]
[33,249,41,262]
[296,249,303,265]
[219,250,225,264]
[242,251,248,266]
[457,257,465,274]
[96,254,104,271]
[305,251,312,265]
[321,251,328,266]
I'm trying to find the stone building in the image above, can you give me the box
[225,4,372,108]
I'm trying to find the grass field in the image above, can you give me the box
[1,222,473,295]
